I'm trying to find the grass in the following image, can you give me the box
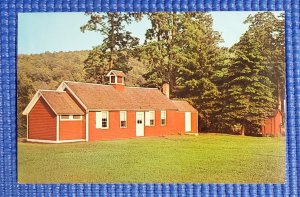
[18,134,285,183]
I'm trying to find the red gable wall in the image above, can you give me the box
[28,97,57,140]
[261,111,282,136]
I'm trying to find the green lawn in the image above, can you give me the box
[18,134,285,183]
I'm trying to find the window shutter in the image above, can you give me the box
[120,111,126,121]
[150,111,155,119]
[161,111,166,119]
[106,111,109,128]
[96,112,102,128]
[145,111,150,126]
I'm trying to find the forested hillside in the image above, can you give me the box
[18,12,285,137]
[17,51,147,136]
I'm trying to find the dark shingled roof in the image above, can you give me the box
[171,100,198,112]
[65,82,178,111]
[40,91,84,115]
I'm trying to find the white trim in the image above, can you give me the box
[26,114,29,141]
[56,82,67,91]
[96,111,109,129]
[86,111,89,141]
[185,112,192,132]
[145,111,155,126]
[109,73,124,85]
[102,111,109,129]
[56,116,60,142]
[95,112,102,128]
[56,82,88,110]
[161,110,167,126]
[27,139,58,143]
[60,115,83,121]
[136,112,145,137]
[57,139,86,143]
[40,94,58,115]
[27,139,85,143]
[22,91,41,115]
[22,90,58,115]
[109,73,117,84]
[120,111,127,128]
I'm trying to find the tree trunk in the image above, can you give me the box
[241,125,245,136]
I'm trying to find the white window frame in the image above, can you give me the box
[120,111,127,128]
[96,111,109,129]
[161,110,167,126]
[145,111,155,126]
[60,115,83,121]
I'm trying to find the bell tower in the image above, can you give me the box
[106,70,126,91]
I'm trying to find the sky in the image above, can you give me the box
[18,12,283,54]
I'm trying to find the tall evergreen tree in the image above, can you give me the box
[81,12,140,83]
[175,13,222,129]
[244,12,285,112]
[222,32,276,135]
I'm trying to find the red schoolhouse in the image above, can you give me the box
[23,70,199,143]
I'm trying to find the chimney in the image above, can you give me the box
[162,83,170,99]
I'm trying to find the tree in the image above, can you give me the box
[222,31,276,135]
[81,12,140,83]
[17,73,35,137]
[174,12,223,129]
[141,12,222,99]
[244,12,285,112]
[140,12,183,95]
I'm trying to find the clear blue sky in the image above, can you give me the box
[18,12,283,54]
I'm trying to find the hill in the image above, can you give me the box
[17,50,147,136]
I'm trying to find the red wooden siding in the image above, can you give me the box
[191,112,198,132]
[117,76,123,83]
[88,110,198,141]
[89,111,136,140]
[261,112,282,136]
[59,117,86,140]
[28,97,56,140]
[144,110,177,136]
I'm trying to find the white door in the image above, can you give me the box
[185,112,191,132]
[136,112,144,136]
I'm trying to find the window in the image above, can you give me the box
[110,75,116,83]
[60,115,82,120]
[96,111,109,129]
[102,111,108,128]
[73,115,81,120]
[145,111,155,126]
[161,111,166,126]
[120,111,127,128]
[61,115,70,120]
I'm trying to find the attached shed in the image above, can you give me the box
[22,90,85,143]
[261,110,283,137]
[172,100,199,134]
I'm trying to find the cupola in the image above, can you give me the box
[106,70,126,91]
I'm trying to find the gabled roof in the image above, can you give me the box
[106,70,126,77]
[171,100,198,112]
[62,81,178,111]
[22,90,84,115]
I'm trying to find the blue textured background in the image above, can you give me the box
[0,0,299,196]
